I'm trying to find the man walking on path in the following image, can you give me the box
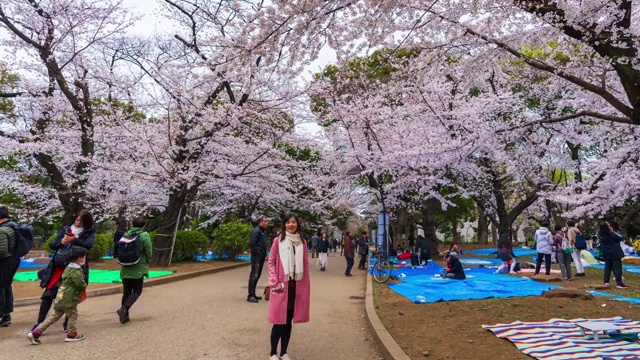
[311,232,320,259]
[248,216,268,303]
[344,232,355,276]
[117,217,152,324]
[357,232,369,270]
[0,206,19,327]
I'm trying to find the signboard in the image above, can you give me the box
[377,212,390,256]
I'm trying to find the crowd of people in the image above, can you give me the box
[533,220,633,288]
[0,205,153,345]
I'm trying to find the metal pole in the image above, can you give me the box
[168,207,182,267]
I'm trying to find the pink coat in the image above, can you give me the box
[267,238,310,325]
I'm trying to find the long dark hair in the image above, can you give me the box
[279,214,305,242]
[598,222,610,234]
[76,210,94,229]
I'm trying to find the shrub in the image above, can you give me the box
[211,221,253,259]
[151,230,209,263]
[44,232,111,261]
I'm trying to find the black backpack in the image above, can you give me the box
[1,222,35,258]
[53,244,73,267]
[117,233,143,266]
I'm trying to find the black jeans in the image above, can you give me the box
[271,281,296,356]
[535,253,552,275]
[122,278,144,308]
[345,258,354,275]
[0,256,19,317]
[603,258,623,285]
[248,254,266,297]
[358,254,367,269]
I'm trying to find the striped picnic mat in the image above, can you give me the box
[483,317,640,360]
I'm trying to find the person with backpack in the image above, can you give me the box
[32,210,94,332]
[356,231,369,270]
[553,224,572,280]
[566,221,586,277]
[534,221,554,276]
[116,217,152,324]
[598,222,628,289]
[0,206,22,327]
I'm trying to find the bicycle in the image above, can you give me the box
[371,251,392,283]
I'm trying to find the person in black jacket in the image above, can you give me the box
[598,222,627,288]
[356,232,369,270]
[318,233,330,271]
[0,206,20,327]
[247,216,268,303]
[444,252,466,280]
[32,210,95,331]
[415,235,431,266]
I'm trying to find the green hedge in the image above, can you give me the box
[44,232,111,261]
[150,230,208,263]
[211,221,253,259]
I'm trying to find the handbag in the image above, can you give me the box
[264,285,270,301]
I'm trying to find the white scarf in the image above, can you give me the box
[70,225,84,237]
[279,231,304,281]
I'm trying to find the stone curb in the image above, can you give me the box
[364,273,412,360]
[14,261,251,307]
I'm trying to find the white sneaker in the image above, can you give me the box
[270,355,280,360]
[281,355,291,360]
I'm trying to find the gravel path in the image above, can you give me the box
[0,252,382,360]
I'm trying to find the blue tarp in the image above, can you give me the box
[466,247,538,257]
[18,258,47,269]
[194,251,253,262]
[585,263,640,274]
[589,291,640,305]
[459,257,502,266]
[388,271,559,304]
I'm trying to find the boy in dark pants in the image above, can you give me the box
[28,247,88,344]
[117,217,152,324]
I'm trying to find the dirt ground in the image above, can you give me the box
[374,254,640,360]
[13,259,241,300]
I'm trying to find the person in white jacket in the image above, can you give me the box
[534,221,554,275]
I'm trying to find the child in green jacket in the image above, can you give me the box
[28,247,88,344]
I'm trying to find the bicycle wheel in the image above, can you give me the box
[373,260,391,283]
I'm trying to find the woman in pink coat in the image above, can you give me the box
[267,214,310,360]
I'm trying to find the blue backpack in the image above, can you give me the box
[575,233,587,250]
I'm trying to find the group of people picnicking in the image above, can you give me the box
[0,205,153,345]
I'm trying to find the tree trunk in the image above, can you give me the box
[421,198,440,257]
[451,215,460,244]
[477,207,489,245]
[491,224,498,244]
[150,184,197,267]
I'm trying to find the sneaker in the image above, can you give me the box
[281,354,291,360]
[617,284,629,289]
[269,355,280,360]
[247,296,259,303]
[0,315,11,327]
[117,306,130,324]
[604,282,610,286]
[255,296,263,300]
[65,332,86,342]
[27,331,41,345]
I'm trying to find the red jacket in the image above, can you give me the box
[343,236,355,258]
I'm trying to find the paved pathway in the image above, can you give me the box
[0,252,382,360]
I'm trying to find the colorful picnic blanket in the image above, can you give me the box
[483,316,640,360]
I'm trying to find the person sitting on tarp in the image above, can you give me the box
[395,244,404,255]
[444,252,466,280]
[448,243,463,256]
[495,242,516,274]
